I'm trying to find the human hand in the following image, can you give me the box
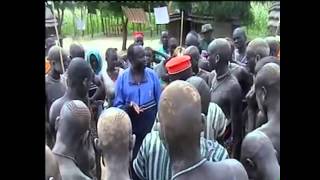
[130,101,143,114]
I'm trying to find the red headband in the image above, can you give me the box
[133,31,144,38]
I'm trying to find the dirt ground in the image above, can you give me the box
[63,36,162,60]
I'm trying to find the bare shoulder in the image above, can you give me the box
[219,159,248,180]
[201,160,248,180]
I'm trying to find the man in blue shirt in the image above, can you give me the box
[113,43,161,160]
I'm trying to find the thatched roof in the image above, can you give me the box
[169,12,214,24]
[122,6,148,24]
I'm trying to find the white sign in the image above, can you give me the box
[76,18,86,31]
[154,6,169,24]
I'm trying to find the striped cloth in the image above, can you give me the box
[133,131,229,180]
[206,102,228,141]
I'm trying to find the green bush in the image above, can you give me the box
[246,2,270,40]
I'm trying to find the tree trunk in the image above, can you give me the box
[116,17,119,36]
[81,7,85,37]
[105,17,110,36]
[100,10,105,35]
[72,9,76,37]
[90,13,93,38]
[156,24,159,35]
[121,16,128,51]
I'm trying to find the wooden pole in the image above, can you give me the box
[51,2,65,74]
[180,10,184,46]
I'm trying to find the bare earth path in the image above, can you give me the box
[63,36,161,60]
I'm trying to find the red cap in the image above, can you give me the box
[165,55,192,75]
[133,31,144,38]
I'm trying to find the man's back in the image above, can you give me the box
[46,75,66,110]
[133,131,229,180]
[55,155,92,180]
[173,159,248,180]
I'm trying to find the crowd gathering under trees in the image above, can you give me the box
[45,1,280,180]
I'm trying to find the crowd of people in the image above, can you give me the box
[45,23,280,180]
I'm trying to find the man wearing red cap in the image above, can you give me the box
[165,55,194,82]
[133,31,144,46]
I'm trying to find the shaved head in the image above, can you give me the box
[247,38,270,58]
[47,46,68,74]
[255,56,280,75]
[69,43,85,59]
[159,80,202,146]
[186,76,210,115]
[185,45,200,59]
[255,63,280,112]
[255,63,280,90]
[246,38,270,73]
[241,131,274,160]
[185,31,200,47]
[207,38,231,70]
[265,37,280,57]
[48,46,68,63]
[67,57,92,93]
[185,46,200,74]
[58,100,91,142]
[97,107,132,154]
[46,145,62,180]
[233,27,247,50]
[241,130,278,179]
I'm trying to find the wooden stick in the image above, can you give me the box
[51,2,65,74]
[180,10,184,46]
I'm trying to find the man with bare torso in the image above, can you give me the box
[207,38,243,159]
[49,58,96,178]
[52,100,93,180]
[241,130,280,180]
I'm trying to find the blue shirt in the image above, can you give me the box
[113,67,161,134]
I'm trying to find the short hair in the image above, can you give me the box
[67,58,92,88]
[97,107,132,152]
[105,48,117,59]
[255,56,280,74]
[247,38,270,58]
[69,43,85,59]
[127,44,137,62]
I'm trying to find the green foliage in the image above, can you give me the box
[173,2,253,25]
[246,2,270,40]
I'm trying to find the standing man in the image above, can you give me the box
[113,44,161,179]
[46,46,68,149]
[49,58,96,179]
[233,27,247,65]
[207,39,243,159]
[96,107,135,180]
[52,100,92,180]
[199,24,214,52]
[133,32,144,46]
[156,31,169,62]
[159,81,248,180]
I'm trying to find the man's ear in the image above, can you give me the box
[82,77,88,87]
[255,54,261,63]
[215,54,220,63]
[246,158,255,168]
[55,116,60,132]
[130,134,136,151]
[94,138,101,151]
[261,86,267,105]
